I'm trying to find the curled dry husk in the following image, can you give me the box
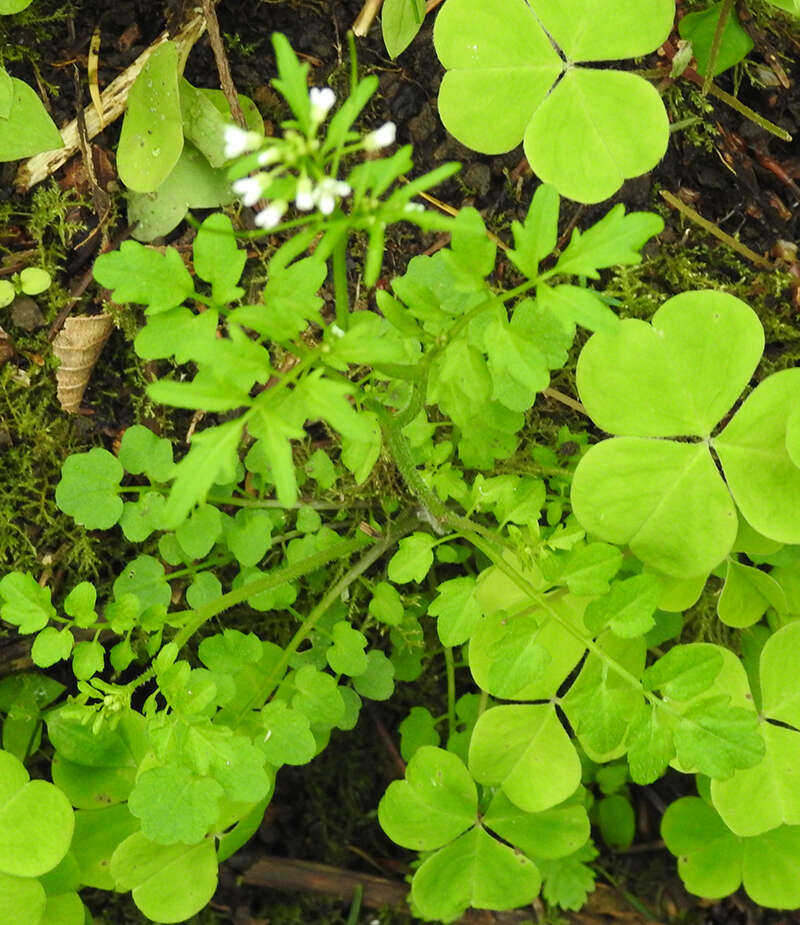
[53,313,113,412]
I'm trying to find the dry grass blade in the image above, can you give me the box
[53,313,113,413]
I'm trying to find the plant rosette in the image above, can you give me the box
[433,0,674,202]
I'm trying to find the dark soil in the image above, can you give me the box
[2,1,800,924]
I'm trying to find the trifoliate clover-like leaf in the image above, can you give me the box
[572,292,777,578]
[483,788,590,860]
[434,0,673,202]
[55,448,123,529]
[0,572,57,633]
[662,796,800,908]
[717,559,787,628]
[713,368,800,545]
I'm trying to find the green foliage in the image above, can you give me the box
[0,66,62,161]
[434,0,673,202]
[381,0,425,58]
[116,41,264,240]
[679,2,754,76]
[3,29,800,925]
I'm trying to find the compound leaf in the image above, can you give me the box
[674,696,764,780]
[428,576,483,647]
[0,572,56,634]
[128,765,223,845]
[760,621,800,728]
[387,532,435,583]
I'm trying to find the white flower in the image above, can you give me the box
[363,121,396,151]
[254,201,287,229]
[295,176,315,211]
[315,178,351,215]
[309,86,336,124]
[223,125,262,159]
[257,146,281,167]
[404,202,425,213]
[232,175,264,207]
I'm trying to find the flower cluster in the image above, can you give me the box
[224,87,397,230]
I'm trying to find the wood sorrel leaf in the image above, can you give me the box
[410,827,541,920]
[662,796,800,908]
[435,0,673,202]
[71,804,139,890]
[468,704,581,813]
[117,42,183,192]
[714,368,800,545]
[484,789,590,860]
[571,438,737,578]
[110,831,218,923]
[378,746,476,850]
[0,749,74,877]
[0,872,45,925]
[434,0,562,155]
[577,292,764,437]
[469,595,588,701]
[523,68,668,203]
[711,723,800,836]
[759,620,800,729]
[399,707,440,762]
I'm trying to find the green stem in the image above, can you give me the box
[235,514,418,716]
[332,235,350,330]
[444,646,456,741]
[702,0,733,95]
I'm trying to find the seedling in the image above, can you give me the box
[0,265,51,307]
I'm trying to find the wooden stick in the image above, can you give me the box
[14,8,207,192]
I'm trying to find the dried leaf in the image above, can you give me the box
[53,313,113,412]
